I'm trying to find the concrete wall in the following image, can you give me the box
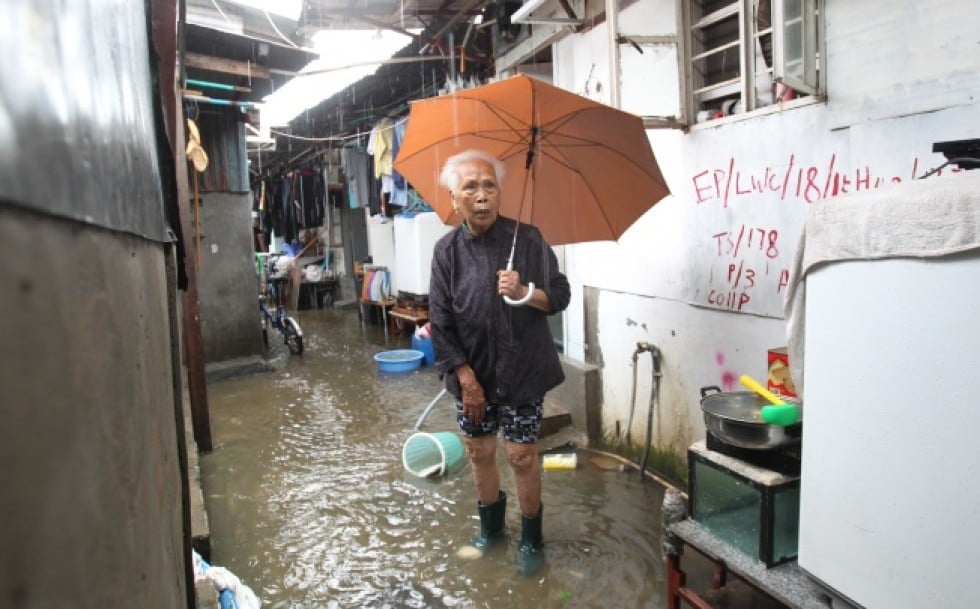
[543,0,980,474]
[196,191,264,363]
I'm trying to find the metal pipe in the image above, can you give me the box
[298,54,446,77]
[186,78,251,93]
[429,0,486,45]
[639,343,663,478]
[581,447,684,495]
[414,388,449,431]
[448,31,456,82]
[606,0,621,108]
[623,344,641,443]
[181,93,256,108]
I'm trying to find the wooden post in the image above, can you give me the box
[176,107,212,453]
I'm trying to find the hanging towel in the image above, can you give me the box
[391,118,409,207]
[366,118,394,179]
[784,171,980,398]
[361,268,391,302]
[392,118,407,190]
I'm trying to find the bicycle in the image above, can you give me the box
[258,255,304,355]
[260,289,304,355]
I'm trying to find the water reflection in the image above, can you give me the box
[202,309,670,608]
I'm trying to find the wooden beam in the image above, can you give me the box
[185,52,271,79]
[172,98,213,454]
[388,0,422,23]
[429,0,486,45]
[347,14,422,39]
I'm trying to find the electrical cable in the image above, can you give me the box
[209,0,233,26]
[263,9,300,48]
[917,157,980,179]
[269,129,346,142]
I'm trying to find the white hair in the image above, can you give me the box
[438,149,506,193]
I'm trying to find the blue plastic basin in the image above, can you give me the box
[374,349,425,373]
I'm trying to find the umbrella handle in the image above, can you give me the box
[503,259,535,306]
[503,282,535,306]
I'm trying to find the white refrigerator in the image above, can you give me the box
[790,172,980,609]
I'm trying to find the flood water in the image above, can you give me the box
[201,308,692,609]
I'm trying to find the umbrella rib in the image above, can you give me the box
[533,146,623,241]
[536,109,668,184]
[539,134,665,184]
[464,98,535,161]
[395,98,533,166]
[397,88,668,244]
[533,126,665,242]
[395,132,528,164]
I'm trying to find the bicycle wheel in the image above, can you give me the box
[260,311,270,348]
[283,316,304,355]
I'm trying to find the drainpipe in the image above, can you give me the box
[606,0,621,108]
[639,343,662,478]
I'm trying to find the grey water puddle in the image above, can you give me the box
[201,308,714,609]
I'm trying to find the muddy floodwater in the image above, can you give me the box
[201,308,699,609]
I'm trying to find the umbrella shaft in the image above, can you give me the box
[525,126,538,169]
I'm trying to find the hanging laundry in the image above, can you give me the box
[297,166,325,229]
[279,172,297,244]
[366,118,394,184]
[341,146,371,210]
[391,118,407,191]
[366,118,395,216]
[366,154,382,217]
[390,117,409,207]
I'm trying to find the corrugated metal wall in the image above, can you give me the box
[0,1,188,606]
[0,0,168,241]
[194,108,249,193]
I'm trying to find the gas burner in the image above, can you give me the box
[705,432,801,477]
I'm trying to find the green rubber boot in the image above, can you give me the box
[473,491,507,552]
[516,504,544,575]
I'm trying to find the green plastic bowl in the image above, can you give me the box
[402,431,465,477]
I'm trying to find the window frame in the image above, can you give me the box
[772,0,819,95]
[680,0,824,125]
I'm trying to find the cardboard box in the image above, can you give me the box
[767,347,797,398]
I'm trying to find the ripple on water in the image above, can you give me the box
[203,310,670,609]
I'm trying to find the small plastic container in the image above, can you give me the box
[542,453,578,471]
[411,335,435,366]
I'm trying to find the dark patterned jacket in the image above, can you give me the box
[430,216,570,404]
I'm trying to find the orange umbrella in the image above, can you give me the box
[393,74,670,247]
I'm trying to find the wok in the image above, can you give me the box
[699,386,802,450]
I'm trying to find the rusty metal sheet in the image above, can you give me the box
[0,0,167,241]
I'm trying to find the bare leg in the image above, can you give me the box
[465,435,500,505]
[505,441,541,517]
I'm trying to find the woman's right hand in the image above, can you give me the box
[456,365,487,425]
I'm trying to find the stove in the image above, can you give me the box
[705,432,801,477]
[688,440,801,567]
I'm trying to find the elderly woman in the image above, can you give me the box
[428,149,570,575]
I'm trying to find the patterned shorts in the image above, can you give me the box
[456,398,544,444]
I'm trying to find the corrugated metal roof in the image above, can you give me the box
[299,0,488,34]
[184,0,318,103]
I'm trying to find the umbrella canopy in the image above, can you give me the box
[393,74,670,246]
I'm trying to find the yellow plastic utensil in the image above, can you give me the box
[739,374,800,426]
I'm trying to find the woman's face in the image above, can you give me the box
[453,159,501,236]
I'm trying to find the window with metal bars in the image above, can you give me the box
[684,0,821,121]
